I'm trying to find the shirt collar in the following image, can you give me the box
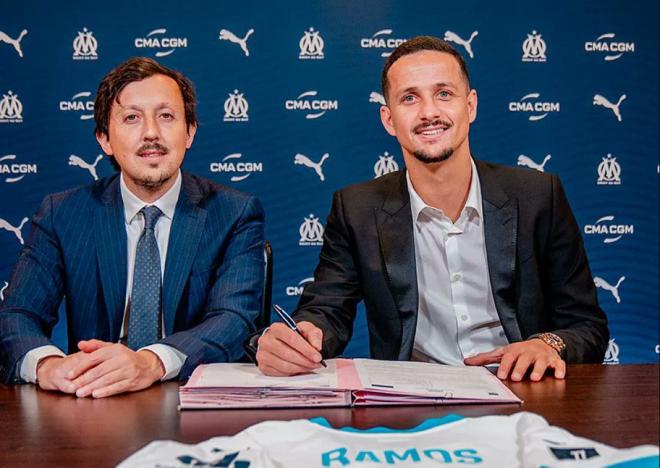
[120,170,182,224]
[406,158,483,222]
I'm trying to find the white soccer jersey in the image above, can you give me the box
[119,412,659,468]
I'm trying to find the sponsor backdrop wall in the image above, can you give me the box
[1,1,658,364]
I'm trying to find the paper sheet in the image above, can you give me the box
[352,359,520,401]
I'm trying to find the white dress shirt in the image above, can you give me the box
[21,171,187,382]
[409,159,509,366]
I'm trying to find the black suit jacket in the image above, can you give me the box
[293,159,608,364]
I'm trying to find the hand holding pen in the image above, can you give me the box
[254,305,327,376]
[272,304,327,368]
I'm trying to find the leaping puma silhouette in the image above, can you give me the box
[593,94,626,122]
[594,276,625,303]
[219,28,254,57]
[0,217,29,244]
[369,92,386,105]
[68,154,103,180]
[0,29,28,58]
[517,154,552,172]
[444,30,478,59]
[294,153,330,181]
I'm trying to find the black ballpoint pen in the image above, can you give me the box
[272,304,327,368]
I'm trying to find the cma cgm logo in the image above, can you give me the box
[0,90,23,123]
[360,29,406,57]
[72,27,98,60]
[583,216,633,243]
[585,33,634,61]
[135,28,187,57]
[299,214,324,246]
[286,276,314,296]
[508,93,560,121]
[0,154,37,183]
[59,91,94,120]
[210,153,262,182]
[285,91,338,119]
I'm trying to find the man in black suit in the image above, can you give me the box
[255,36,608,381]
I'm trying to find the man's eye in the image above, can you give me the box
[124,114,138,122]
[402,95,416,103]
[160,113,174,119]
[438,90,451,99]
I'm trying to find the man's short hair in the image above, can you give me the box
[94,56,198,139]
[381,36,471,102]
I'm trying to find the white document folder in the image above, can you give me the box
[179,359,522,409]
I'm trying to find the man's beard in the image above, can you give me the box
[413,147,454,164]
[134,142,173,190]
[412,119,454,164]
[135,171,173,190]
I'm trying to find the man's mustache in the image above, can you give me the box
[137,143,169,155]
[413,119,452,134]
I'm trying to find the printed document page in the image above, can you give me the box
[352,359,520,401]
[185,360,339,389]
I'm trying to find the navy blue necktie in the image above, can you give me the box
[127,206,163,350]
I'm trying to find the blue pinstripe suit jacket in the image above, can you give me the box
[0,172,264,383]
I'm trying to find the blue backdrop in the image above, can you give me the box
[1,0,658,364]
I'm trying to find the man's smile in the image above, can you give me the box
[414,120,451,141]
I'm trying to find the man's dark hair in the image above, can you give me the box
[94,56,198,138]
[381,36,471,103]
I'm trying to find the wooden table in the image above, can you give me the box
[0,364,657,467]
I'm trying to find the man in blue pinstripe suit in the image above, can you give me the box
[0,58,264,397]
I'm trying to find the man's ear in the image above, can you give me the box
[380,105,397,137]
[185,124,197,149]
[467,89,478,124]
[96,131,113,156]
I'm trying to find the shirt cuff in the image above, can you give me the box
[20,345,66,383]
[140,344,187,381]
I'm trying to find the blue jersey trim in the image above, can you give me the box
[606,455,660,468]
[309,414,465,433]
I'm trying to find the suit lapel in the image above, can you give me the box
[95,176,128,340]
[476,160,523,342]
[162,173,206,335]
[375,172,418,359]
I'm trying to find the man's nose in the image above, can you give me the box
[142,115,160,140]
[419,97,442,121]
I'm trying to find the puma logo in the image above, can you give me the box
[294,153,330,181]
[0,29,28,58]
[517,154,551,172]
[369,91,386,105]
[219,28,254,57]
[0,217,29,244]
[594,276,625,303]
[68,154,103,180]
[444,30,479,59]
[593,94,626,122]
